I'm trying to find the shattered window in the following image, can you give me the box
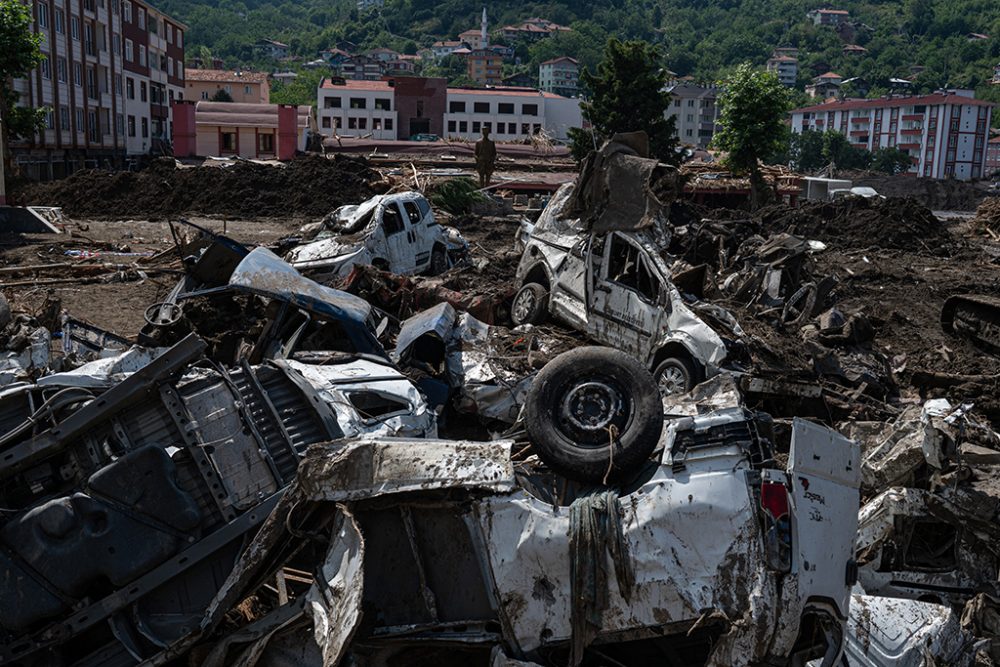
[902,520,959,571]
[403,201,423,225]
[295,318,356,354]
[347,391,410,420]
[606,236,658,302]
[382,203,405,236]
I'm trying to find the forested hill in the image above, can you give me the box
[159,0,1000,102]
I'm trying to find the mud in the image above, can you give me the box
[14,155,382,220]
[847,171,992,211]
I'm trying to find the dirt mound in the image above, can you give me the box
[756,197,953,252]
[848,172,990,211]
[16,155,381,220]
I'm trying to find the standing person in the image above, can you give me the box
[474,126,497,187]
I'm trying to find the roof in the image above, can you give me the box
[319,78,394,92]
[259,39,288,48]
[194,101,310,129]
[185,69,269,84]
[768,55,798,63]
[843,44,868,51]
[367,47,400,54]
[321,48,352,57]
[447,86,566,99]
[816,72,843,79]
[812,8,849,14]
[792,94,996,115]
[432,40,463,48]
[459,29,483,36]
[541,57,578,66]
[989,136,1000,143]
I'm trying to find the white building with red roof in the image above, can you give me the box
[790,91,994,179]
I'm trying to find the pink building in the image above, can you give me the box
[172,100,313,159]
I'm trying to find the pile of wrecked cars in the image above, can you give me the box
[4,131,996,667]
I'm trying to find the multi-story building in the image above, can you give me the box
[254,38,288,60]
[986,136,1000,174]
[790,91,995,180]
[458,29,486,50]
[538,57,579,97]
[501,18,571,41]
[339,55,384,81]
[466,49,501,86]
[766,54,798,87]
[365,47,400,63]
[184,69,269,103]
[316,77,583,142]
[807,8,849,26]
[805,72,843,99]
[665,81,719,148]
[431,40,464,59]
[12,0,185,178]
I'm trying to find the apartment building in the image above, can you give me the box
[986,136,1000,174]
[466,49,502,86]
[790,91,994,180]
[766,54,798,87]
[12,0,185,177]
[185,69,270,103]
[315,77,582,142]
[538,57,579,97]
[666,81,719,148]
[805,72,843,99]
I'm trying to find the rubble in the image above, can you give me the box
[4,131,1000,665]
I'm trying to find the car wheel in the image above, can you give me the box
[653,357,697,397]
[524,346,664,484]
[511,282,548,326]
[429,246,448,275]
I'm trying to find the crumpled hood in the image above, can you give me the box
[287,237,366,265]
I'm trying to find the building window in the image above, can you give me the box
[448,120,456,133]
[55,10,64,34]
[375,98,390,110]
[459,121,467,132]
[139,117,147,138]
[200,91,208,100]
[483,121,492,132]
[38,3,48,29]
[113,34,120,55]
[348,117,357,129]
[137,7,145,29]
[349,97,367,109]
[498,102,514,114]
[521,103,538,116]
[75,108,84,132]
[324,96,341,108]
[125,38,133,61]
[70,15,79,38]
[358,118,367,129]
[123,0,131,21]
[139,45,146,67]
[221,131,236,151]
[177,30,182,48]
[384,118,393,130]
[56,57,67,82]
[116,113,124,134]
[140,81,147,102]
[259,133,274,153]
[40,55,50,79]
[166,24,172,43]
[472,121,481,133]
[373,118,382,130]
[59,106,70,130]
[474,102,489,113]
[449,101,466,113]
[127,115,136,136]
[44,110,54,129]
[508,122,516,134]
[73,62,82,86]
[115,74,122,95]
[322,117,331,128]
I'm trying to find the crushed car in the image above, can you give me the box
[108,347,862,667]
[285,191,468,279]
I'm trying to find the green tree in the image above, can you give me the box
[822,132,871,170]
[211,88,235,102]
[789,129,828,172]
[571,38,679,164]
[871,146,913,174]
[0,0,46,146]
[712,63,790,208]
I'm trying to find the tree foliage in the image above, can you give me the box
[0,0,45,141]
[871,146,915,174]
[714,64,790,172]
[211,88,235,102]
[571,38,678,164]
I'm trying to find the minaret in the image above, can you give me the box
[481,7,488,48]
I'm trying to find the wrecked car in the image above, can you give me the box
[138,347,861,667]
[285,191,467,279]
[512,182,730,395]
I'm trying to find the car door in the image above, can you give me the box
[380,201,418,274]
[587,232,663,359]
[402,198,434,270]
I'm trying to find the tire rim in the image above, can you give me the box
[561,381,622,434]
[657,365,687,396]
[512,288,535,323]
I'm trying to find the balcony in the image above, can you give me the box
[900,128,922,136]
[850,116,870,124]
[899,142,921,150]
[849,129,869,137]
[902,114,923,122]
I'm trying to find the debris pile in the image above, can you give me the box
[15,154,383,219]
[3,133,1000,666]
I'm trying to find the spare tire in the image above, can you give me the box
[524,346,664,484]
[511,282,548,326]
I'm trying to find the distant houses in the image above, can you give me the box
[539,57,579,97]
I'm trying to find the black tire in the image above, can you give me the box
[524,346,664,484]
[511,282,548,326]
[429,245,448,275]
[652,356,697,397]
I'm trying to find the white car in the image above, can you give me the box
[286,192,466,279]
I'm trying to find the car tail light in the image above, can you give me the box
[761,480,789,519]
[760,478,792,573]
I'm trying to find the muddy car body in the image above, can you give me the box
[513,184,730,394]
[179,406,861,667]
[285,192,465,279]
